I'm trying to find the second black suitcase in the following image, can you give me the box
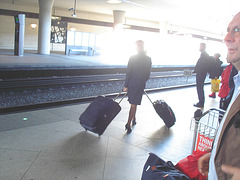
[79,92,126,136]
[144,91,176,128]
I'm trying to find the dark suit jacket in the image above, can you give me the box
[194,51,210,75]
[124,52,152,91]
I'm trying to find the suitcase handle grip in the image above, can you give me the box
[113,90,127,104]
[144,90,153,105]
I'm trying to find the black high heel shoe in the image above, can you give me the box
[125,124,132,134]
[132,119,136,126]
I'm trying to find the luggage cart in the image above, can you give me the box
[190,108,225,153]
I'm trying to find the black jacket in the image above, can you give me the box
[124,52,152,91]
[194,51,210,75]
[209,58,223,79]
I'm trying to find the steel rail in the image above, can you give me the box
[0,71,187,90]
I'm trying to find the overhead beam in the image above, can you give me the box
[0,9,160,32]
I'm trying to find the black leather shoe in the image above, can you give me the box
[125,124,132,134]
[194,103,204,108]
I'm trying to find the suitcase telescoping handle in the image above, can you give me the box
[144,90,154,105]
[113,90,127,104]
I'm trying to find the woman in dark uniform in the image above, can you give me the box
[123,40,152,134]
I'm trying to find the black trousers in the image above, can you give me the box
[196,73,207,106]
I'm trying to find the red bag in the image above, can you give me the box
[175,151,208,180]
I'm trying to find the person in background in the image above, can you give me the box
[218,63,238,113]
[210,77,221,98]
[193,43,211,108]
[198,12,240,180]
[209,53,223,98]
[123,40,152,134]
[218,63,232,110]
[217,63,232,123]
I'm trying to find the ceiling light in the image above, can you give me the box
[123,24,131,29]
[30,23,37,29]
[107,0,122,4]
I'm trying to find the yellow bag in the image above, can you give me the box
[211,79,221,93]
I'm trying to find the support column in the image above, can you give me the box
[113,10,125,32]
[14,14,25,56]
[159,20,170,36]
[38,0,54,54]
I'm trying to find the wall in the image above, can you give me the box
[67,23,112,34]
[0,15,15,49]
[0,15,39,50]
[0,1,160,51]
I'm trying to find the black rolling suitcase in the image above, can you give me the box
[79,92,127,136]
[144,91,176,128]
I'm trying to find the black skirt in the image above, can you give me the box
[128,88,144,105]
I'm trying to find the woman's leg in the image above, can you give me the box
[127,104,137,125]
[125,104,137,133]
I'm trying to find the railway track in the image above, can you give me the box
[0,71,200,114]
[0,71,186,90]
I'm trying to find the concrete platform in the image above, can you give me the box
[0,50,126,70]
[0,85,221,180]
[0,49,195,70]
[0,49,130,79]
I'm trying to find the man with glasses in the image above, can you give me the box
[198,12,240,180]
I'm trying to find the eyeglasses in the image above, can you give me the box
[227,27,240,37]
